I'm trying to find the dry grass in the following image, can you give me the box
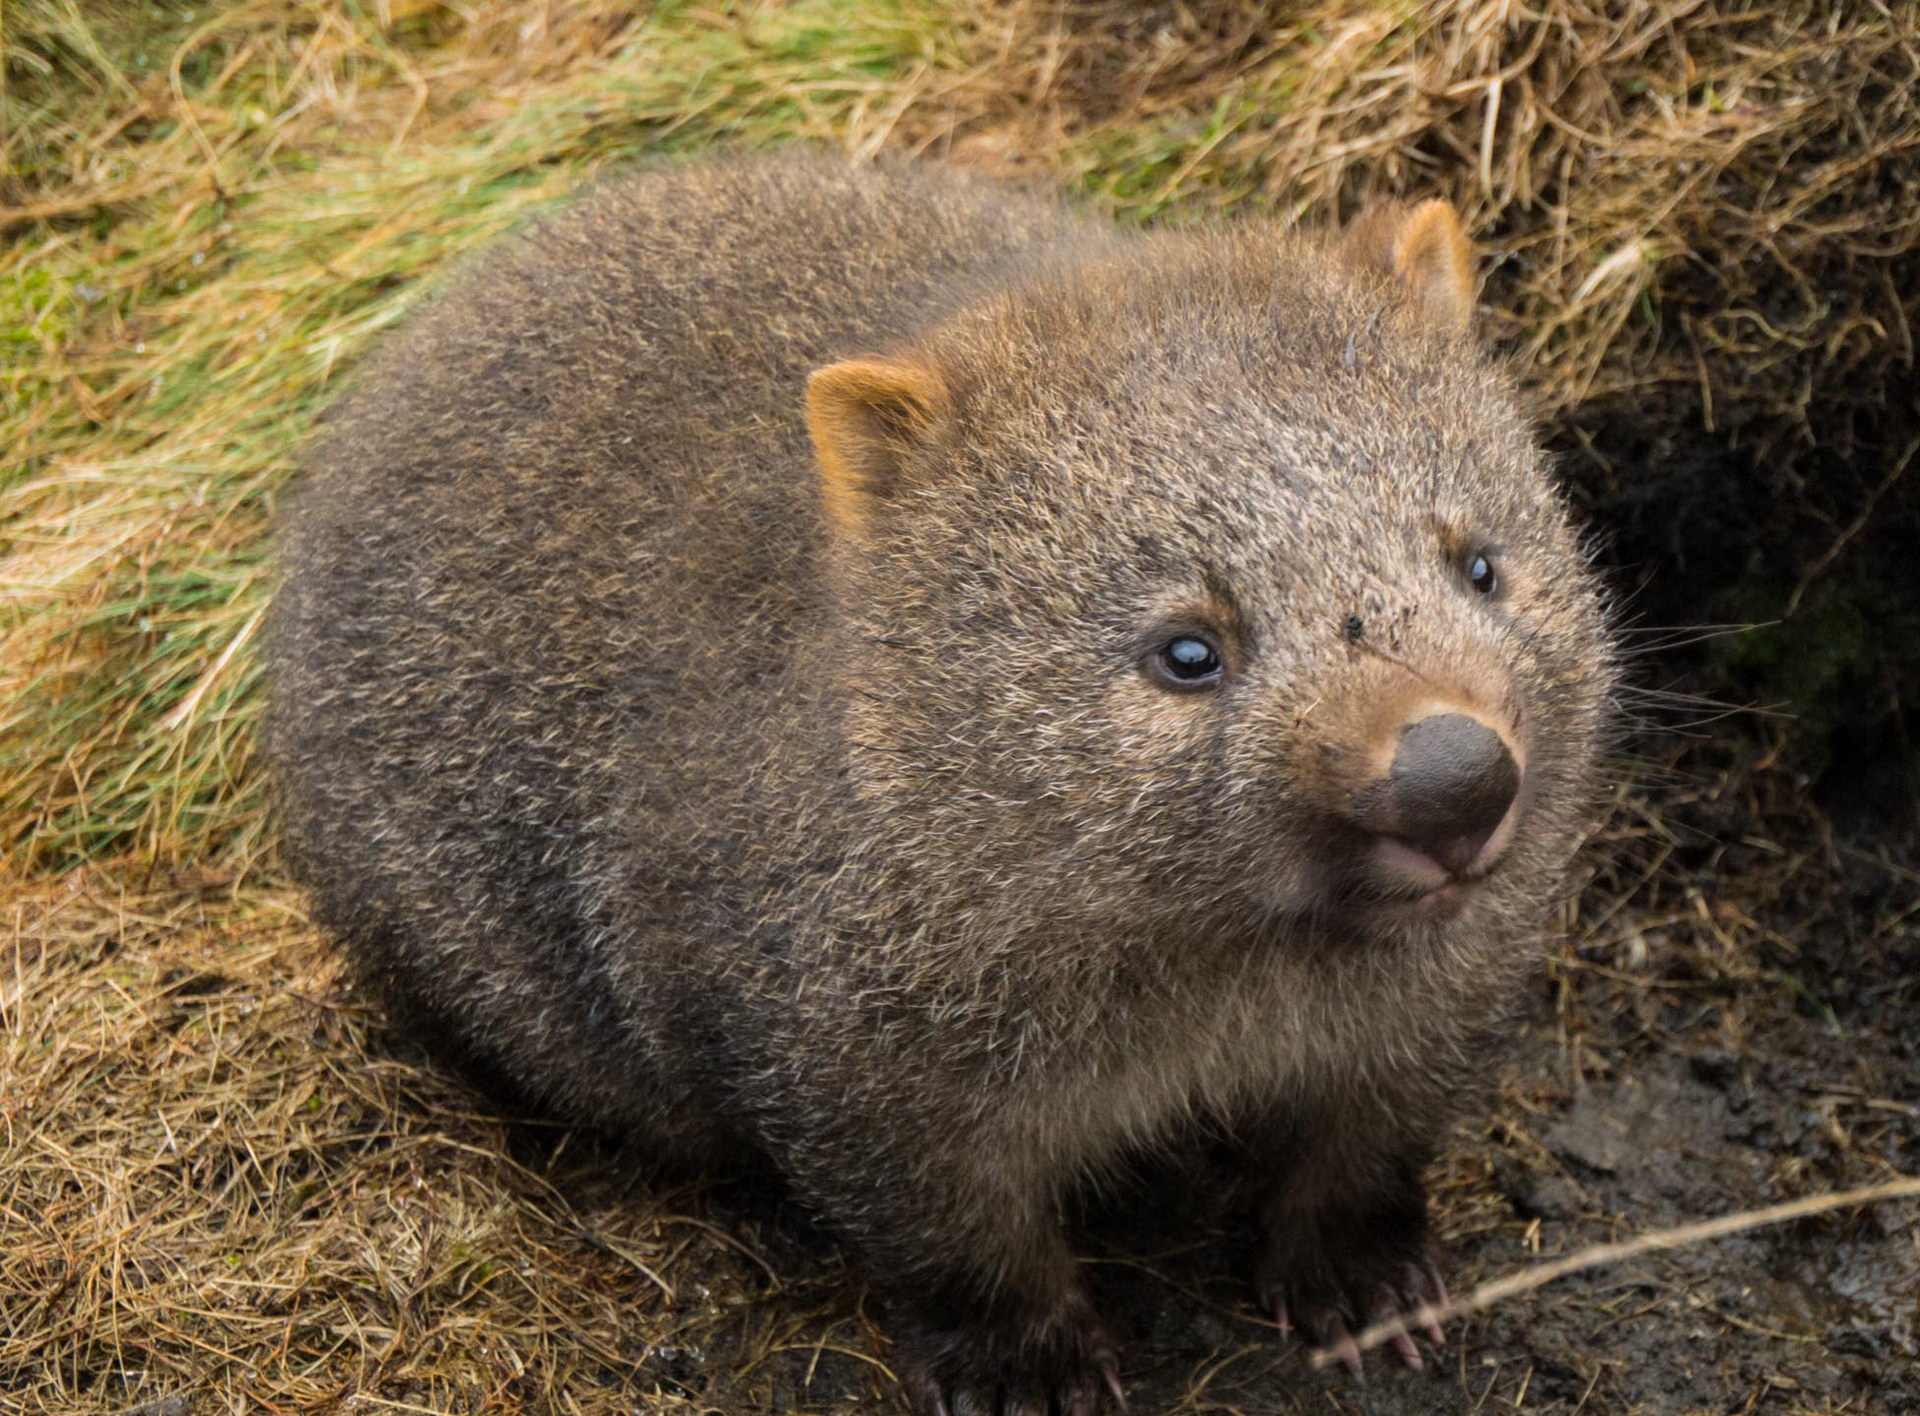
[1,867,889,1413]
[5,2,1919,1412]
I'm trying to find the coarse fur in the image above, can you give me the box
[268,151,1618,1412]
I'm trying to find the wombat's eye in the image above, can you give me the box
[1467,550,1498,596]
[1148,633,1225,691]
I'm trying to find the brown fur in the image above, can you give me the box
[267,151,1617,1412]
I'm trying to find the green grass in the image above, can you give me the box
[1,0,974,871]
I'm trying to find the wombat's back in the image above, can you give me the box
[268,154,1096,1138]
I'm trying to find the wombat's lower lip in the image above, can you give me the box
[1405,882,1470,920]
[1340,881,1472,926]
[1332,839,1481,924]
[1371,837,1453,890]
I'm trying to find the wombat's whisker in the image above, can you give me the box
[1614,622,1754,653]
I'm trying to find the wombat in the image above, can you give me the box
[268,151,1617,1414]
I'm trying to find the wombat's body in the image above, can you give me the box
[269,153,1615,1411]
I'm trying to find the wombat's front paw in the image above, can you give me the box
[1256,1223,1447,1374]
[893,1294,1126,1416]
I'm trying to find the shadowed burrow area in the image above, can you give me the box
[3,2,1915,1413]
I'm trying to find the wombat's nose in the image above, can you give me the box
[1357,712,1521,875]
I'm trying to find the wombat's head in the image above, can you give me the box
[806,202,1616,952]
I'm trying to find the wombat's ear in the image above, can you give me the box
[806,357,949,535]
[1342,198,1476,333]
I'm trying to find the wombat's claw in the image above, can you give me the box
[1370,1258,1449,1357]
[1072,1332,1126,1413]
[1412,1262,1448,1345]
[1318,1314,1364,1378]
[1387,1323,1423,1369]
[904,1321,1124,1415]
[916,1369,1120,1416]
[1266,1254,1447,1376]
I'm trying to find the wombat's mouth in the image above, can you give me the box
[1329,836,1493,926]
[1352,878,1473,925]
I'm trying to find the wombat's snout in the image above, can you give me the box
[1352,710,1522,878]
